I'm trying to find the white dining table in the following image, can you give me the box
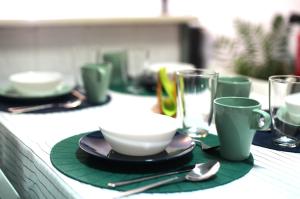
[0,90,299,199]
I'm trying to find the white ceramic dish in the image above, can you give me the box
[99,113,178,156]
[277,106,300,127]
[9,71,63,96]
[285,93,300,124]
[145,62,195,75]
[79,131,195,163]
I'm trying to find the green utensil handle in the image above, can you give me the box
[96,68,105,82]
[159,67,176,116]
[252,109,271,130]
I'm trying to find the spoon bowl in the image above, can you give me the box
[177,130,219,151]
[185,160,220,181]
[115,160,220,198]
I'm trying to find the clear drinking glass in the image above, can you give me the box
[269,75,300,148]
[126,48,150,93]
[176,69,218,138]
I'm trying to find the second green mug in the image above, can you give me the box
[81,63,112,104]
[103,51,128,88]
[214,97,271,161]
[216,76,251,98]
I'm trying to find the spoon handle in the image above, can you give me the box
[108,165,193,187]
[8,104,54,114]
[114,176,185,199]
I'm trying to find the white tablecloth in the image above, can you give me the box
[0,91,299,199]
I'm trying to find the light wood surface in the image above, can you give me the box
[0,16,198,27]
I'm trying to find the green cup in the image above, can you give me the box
[214,97,271,161]
[103,51,128,87]
[81,63,112,104]
[216,76,251,98]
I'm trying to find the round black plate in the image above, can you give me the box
[78,131,195,163]
[0,82,75,102]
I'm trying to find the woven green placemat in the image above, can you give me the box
[110,82,155,96]
[50,132,253,193]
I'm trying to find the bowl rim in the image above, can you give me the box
[9,71,63,84]
[99,113,178,137]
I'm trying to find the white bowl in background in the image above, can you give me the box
[100,113,178,156]
[285,92,300,124]
[145,62,195,76]
[9,71,63,96]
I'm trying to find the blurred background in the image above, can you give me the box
[0,0,299,82]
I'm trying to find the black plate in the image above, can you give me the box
[0,82,75,102]
[78,131,195,163]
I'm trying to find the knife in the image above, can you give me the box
[107,164,195,188]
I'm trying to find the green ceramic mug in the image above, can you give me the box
[214,97,271,161]
[81,63,112,104]
[216,76,251,98]
[103,51,128,88]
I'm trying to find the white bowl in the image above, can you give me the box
[285,93,300,124]
[99,113,178,156]
[145,62,195,75]
[9,71,63,96]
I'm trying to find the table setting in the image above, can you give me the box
[0,65,300,199]
[50,124,253,199]
[48,69,298,198]
[0,63,114,114]
[253,75,300,152]
[104,49,195,97]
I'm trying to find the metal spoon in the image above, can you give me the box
[115,160,220,199]
[192,139,216,151]
[177,131,219,151]
[8,90,86,113]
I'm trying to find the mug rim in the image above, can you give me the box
[218,76,250,84]
[214,97,260,109]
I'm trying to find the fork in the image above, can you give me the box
[8,90,86,114]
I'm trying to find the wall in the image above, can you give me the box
[0,0,299,77]
[0,24,180,80]
[169,0,300,37]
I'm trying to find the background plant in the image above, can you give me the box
[214,14,293,80]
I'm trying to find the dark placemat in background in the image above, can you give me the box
[50,132,253,193]
[252,109,300,153]
[110,79,156,96]
[0,89,111,114]
[253,130,300,153]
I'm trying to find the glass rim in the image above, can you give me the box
[175,68,218,77]
[269,75,300,84]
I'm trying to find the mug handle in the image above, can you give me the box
[251,109,271,130]
[96,68,105,82]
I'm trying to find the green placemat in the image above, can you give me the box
[110,82,155,96]
[50,132,253,193]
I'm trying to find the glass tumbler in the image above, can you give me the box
[126,48,150,93]
[176,69,218,138]
[269,75,300,148]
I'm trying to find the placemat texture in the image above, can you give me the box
[0,91,111,114]
[110,81,155,96]
[50,132,253,193]
[253,130,300,153]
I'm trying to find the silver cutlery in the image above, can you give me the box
[108,164,196,188]
[192,139,218,151]
[115,160,220,199]
[8,90,86,114]
[177,131,219,151]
